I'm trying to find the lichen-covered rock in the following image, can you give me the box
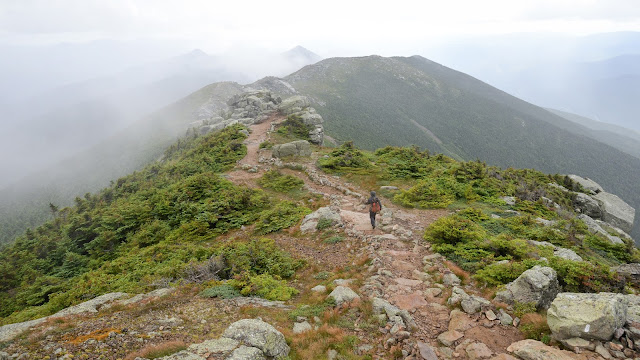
[593,192,635,234]
[495,266,560,310]
[299,206,342,233]
[507,339,575,360]
[157,350,205,360]
[372,297,401,318]
[443,272,461,287]
[547,293,627,341]
[188,338,239,357]
[614,264,640,288]
[293,321,312,334]
[328,286,360,305]
[578,214,625,245]
[573,193,602,218]
[271,140,311,158]
[222,319,290,358]
[553,248,583,262]
[227,346,266,360]
[278,95,310,115]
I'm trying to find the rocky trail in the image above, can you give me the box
[0,103,606,360]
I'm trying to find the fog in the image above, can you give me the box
[0,0,639,245]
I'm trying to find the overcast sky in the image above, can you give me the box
[1,0,640,56]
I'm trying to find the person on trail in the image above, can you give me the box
[366,191,382,229]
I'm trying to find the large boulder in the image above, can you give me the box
[222,319,290,358]
[271,140,311,158]
[593,192,635,233]
[547,293,627,341]
[278,95,310,115]
[567,174,604,194]
[494,266,560,310]
[300,206,342,233]
[573,193,602,218]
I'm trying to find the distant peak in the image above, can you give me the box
[283,46,322,62]
[185,49,208,58]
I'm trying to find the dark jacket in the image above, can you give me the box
[366,195,381,213]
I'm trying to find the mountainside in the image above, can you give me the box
[1,103,640,359]
[271,55,640,239]
[546,108,640,159]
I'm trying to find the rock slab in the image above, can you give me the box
[494,266,559,310]
[222,319,290,358]
[507,339,575,360]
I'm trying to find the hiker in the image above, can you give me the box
[366,191,382,229]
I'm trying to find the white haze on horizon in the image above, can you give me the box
[0,0,640,188]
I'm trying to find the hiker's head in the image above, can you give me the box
[370,191,376,197]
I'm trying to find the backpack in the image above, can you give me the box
[371,199,381,213]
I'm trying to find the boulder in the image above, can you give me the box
[624,294,640,323]
[271,140,311,158]
[507,339,575,360]
[614,264,640,288]
[309,126,324,145]
[567,174,604,194]
[443,273,461,287]
[299,111,323,126]
[547,293,627,341]
[158,350,205,360]
[188,338,239,357]
[461,296,491,314]
[372,297,401,318]
[577,214,625,245]
[553,248,583,262]
[573,193,602,218]
[293,321,312,334]
[328,286,360,305]
[437,330,463,346]
[222,319,290,358]
[417,342,438,360]
[278,95,310,115]
[500,196,516,206]
[494,266,560,310]
[466,342,493,359]
[300,206,342,233]
[227,346,266,360]
[593,192,635,233]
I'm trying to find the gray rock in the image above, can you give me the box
[573,193,603,218]
[507,339,575,360]
[278,95,310,115]
[227,346,266,360]
[448,286,470,306]
[327,349,338,360]
[578,214,625,245]
[614,264,640,288]
[271,140,311,158]
[308,126,324,145]
[157,350,204,360]
[553,248,583,262]
[498,309,513,326]
[380,186,399,191]
[547,293,627,341]
[567,174,604,194]
[328,286,360,305]
[54,292,128,317]
[417,342,438,360]
[535,217,557,227]
[300,206,342,233]
[501,196,516,206]
[293,321,312,334]
[494,266,560,310]
[461,296,492,314]
[0,352,9,360]
[443,273,461,287]
[559,337,594,352]
[437,330,464,346]
[311,285,327,293]
[372,297,401,318]
[222,319,289,358]
[120,288,174,306]
[299,111,323,126]
[595,344,612,359]
[188,338,239,356]
[624,294,640,323]
[0,318,48,342]
[593,192,636,234]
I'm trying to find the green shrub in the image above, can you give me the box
[199,284,241,299]
[316,218,335,230]
[474,260,543,286]
[324,236,344,244]
[255,201,311,234]
[424,215,486,245]
[394,179,455,208]
[276,114,311,140]
[221,238,304,279]
[259,141,273,149]
[258,170,304,193]
[238,273,299,301]
[375,145,431,179]
[318,142,372,170]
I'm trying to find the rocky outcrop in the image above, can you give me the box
[593,192,636,234]
[227,90,280,123]
[567,174,604,194]
[222,319,290,358]
[578,214,625,245]
[300,206,343,233]
[495,266,560,310]
[573,193,602,218]
[278,95,310,115]
[271,140,311,158]
[547,293,627,341]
